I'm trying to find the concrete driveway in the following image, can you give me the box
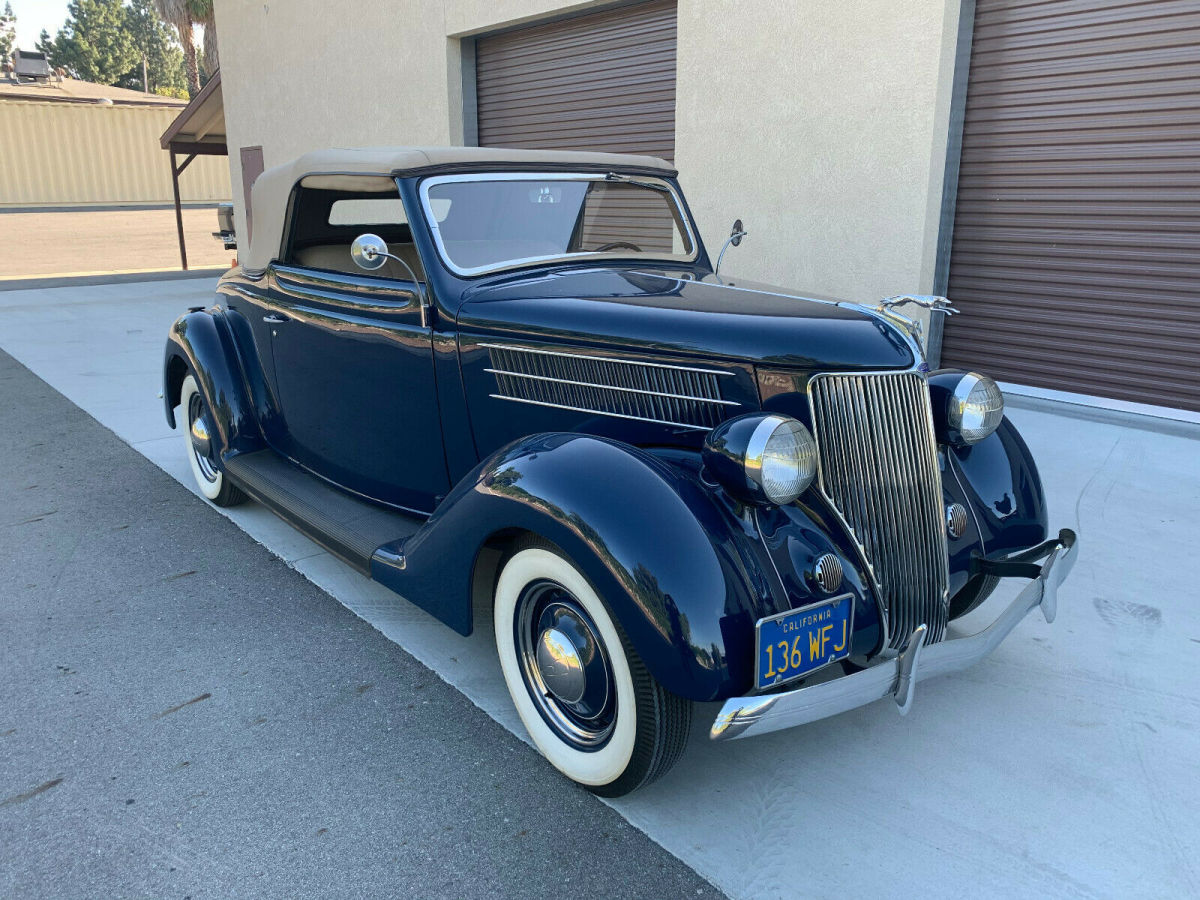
[1,277,1197,899]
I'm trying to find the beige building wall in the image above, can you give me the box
[215,0,960,318]
[0,101,231,206]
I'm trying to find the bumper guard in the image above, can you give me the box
[710,529,1078,741]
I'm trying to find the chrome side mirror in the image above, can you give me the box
[350,233,390,271]
[715,219,748,275]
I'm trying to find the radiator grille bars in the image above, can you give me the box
[809,372,949,649]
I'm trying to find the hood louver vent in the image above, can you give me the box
[484,343,737,431]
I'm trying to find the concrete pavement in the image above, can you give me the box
[0,276,1198,899]
[0,348,719,899]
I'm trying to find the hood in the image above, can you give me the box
[456,268,915,371]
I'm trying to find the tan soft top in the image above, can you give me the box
[243,146,676,273]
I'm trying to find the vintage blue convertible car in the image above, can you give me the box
[163,147,1077,796]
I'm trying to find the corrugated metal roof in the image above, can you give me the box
[0,76,186,107]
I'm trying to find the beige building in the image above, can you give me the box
[0,76,230,206]
[213,0,1200,416]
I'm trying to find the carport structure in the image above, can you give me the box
[160,71,227,269]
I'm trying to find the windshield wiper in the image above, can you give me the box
[604,172,671,192]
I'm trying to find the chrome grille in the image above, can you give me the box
[808,372,949,649]
[483,343,737,431]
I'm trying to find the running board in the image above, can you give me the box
[223,450,422,573]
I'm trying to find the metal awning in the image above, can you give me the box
[160,70,227,269]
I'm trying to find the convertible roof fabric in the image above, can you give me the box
[243,146,676,273]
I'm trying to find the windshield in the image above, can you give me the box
[420,173,696,275]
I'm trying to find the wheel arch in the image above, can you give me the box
[371,433,766,702]
[162,309,263,456]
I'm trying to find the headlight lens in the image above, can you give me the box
[753,418,818,504]
[703,413,818,505]
[949,372,1004,444]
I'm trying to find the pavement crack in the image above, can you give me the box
[7,510,57,525]
[153,692,212,719]
[0,776,65,808]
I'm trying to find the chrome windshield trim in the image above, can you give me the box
[418,171,700,278]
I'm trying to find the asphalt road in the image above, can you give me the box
[0,349,719,899]
[0,207,232,278]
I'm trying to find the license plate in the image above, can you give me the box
[755,594,854,690]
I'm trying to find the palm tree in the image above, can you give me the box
[153,0,198,95]
[189,0,218,78]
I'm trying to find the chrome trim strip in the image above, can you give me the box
[711,530,1077,740]
[482,342,736,430]
[482,369,740,406]
[479,343,733,377]
[692,276,841,306]
[418,172,700,277]
[486,394,712,431]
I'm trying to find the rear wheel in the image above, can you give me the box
[494,541,691,797]
[180,374,247,508]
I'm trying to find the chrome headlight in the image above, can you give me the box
[948,372,1004,444]
[703,413,818,505]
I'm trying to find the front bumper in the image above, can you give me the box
[710,528,1078,741]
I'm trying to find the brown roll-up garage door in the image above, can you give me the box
[941,0,1200,412]
[475,0,677,160]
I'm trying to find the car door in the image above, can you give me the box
[264,178,449,513]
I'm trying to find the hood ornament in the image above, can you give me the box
[872,295,959,343]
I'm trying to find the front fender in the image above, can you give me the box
[162,309,263,457]
[948,416,1049,558]
[371,433,771,702]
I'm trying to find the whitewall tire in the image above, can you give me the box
[494,540,691,796]
[180,374,247,507]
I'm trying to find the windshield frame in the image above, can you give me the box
[417,171,700,277]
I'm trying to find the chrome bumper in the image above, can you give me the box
[710,529,1078,741]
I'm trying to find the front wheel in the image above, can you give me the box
[180,374,247,508]
[494,542,691,797]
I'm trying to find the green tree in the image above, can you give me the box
[190,0,216,83]
[119,0,186,96]
[50,0,140,84]
[34,29,54,60]
[153,0,197,95]
[0,3,16,63]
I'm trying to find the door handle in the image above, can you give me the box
[262,314,288,324]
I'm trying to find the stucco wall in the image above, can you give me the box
[675,0,959,309]
[214,0,959,315]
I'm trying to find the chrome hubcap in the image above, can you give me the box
[535,627,587,704]
[187,393,218,483]
[516,580,615,749]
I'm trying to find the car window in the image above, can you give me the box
[421,174,695,276]
[282,177,425,283]
[328,197,408,226]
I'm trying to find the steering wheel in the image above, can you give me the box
[593,241,643,253]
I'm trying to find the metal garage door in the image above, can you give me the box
[475,0,677,160]
[942,0,1200,412]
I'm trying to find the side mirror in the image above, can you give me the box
[350,233,390,271]
[729,218,745,247]
[715,219,748,274]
